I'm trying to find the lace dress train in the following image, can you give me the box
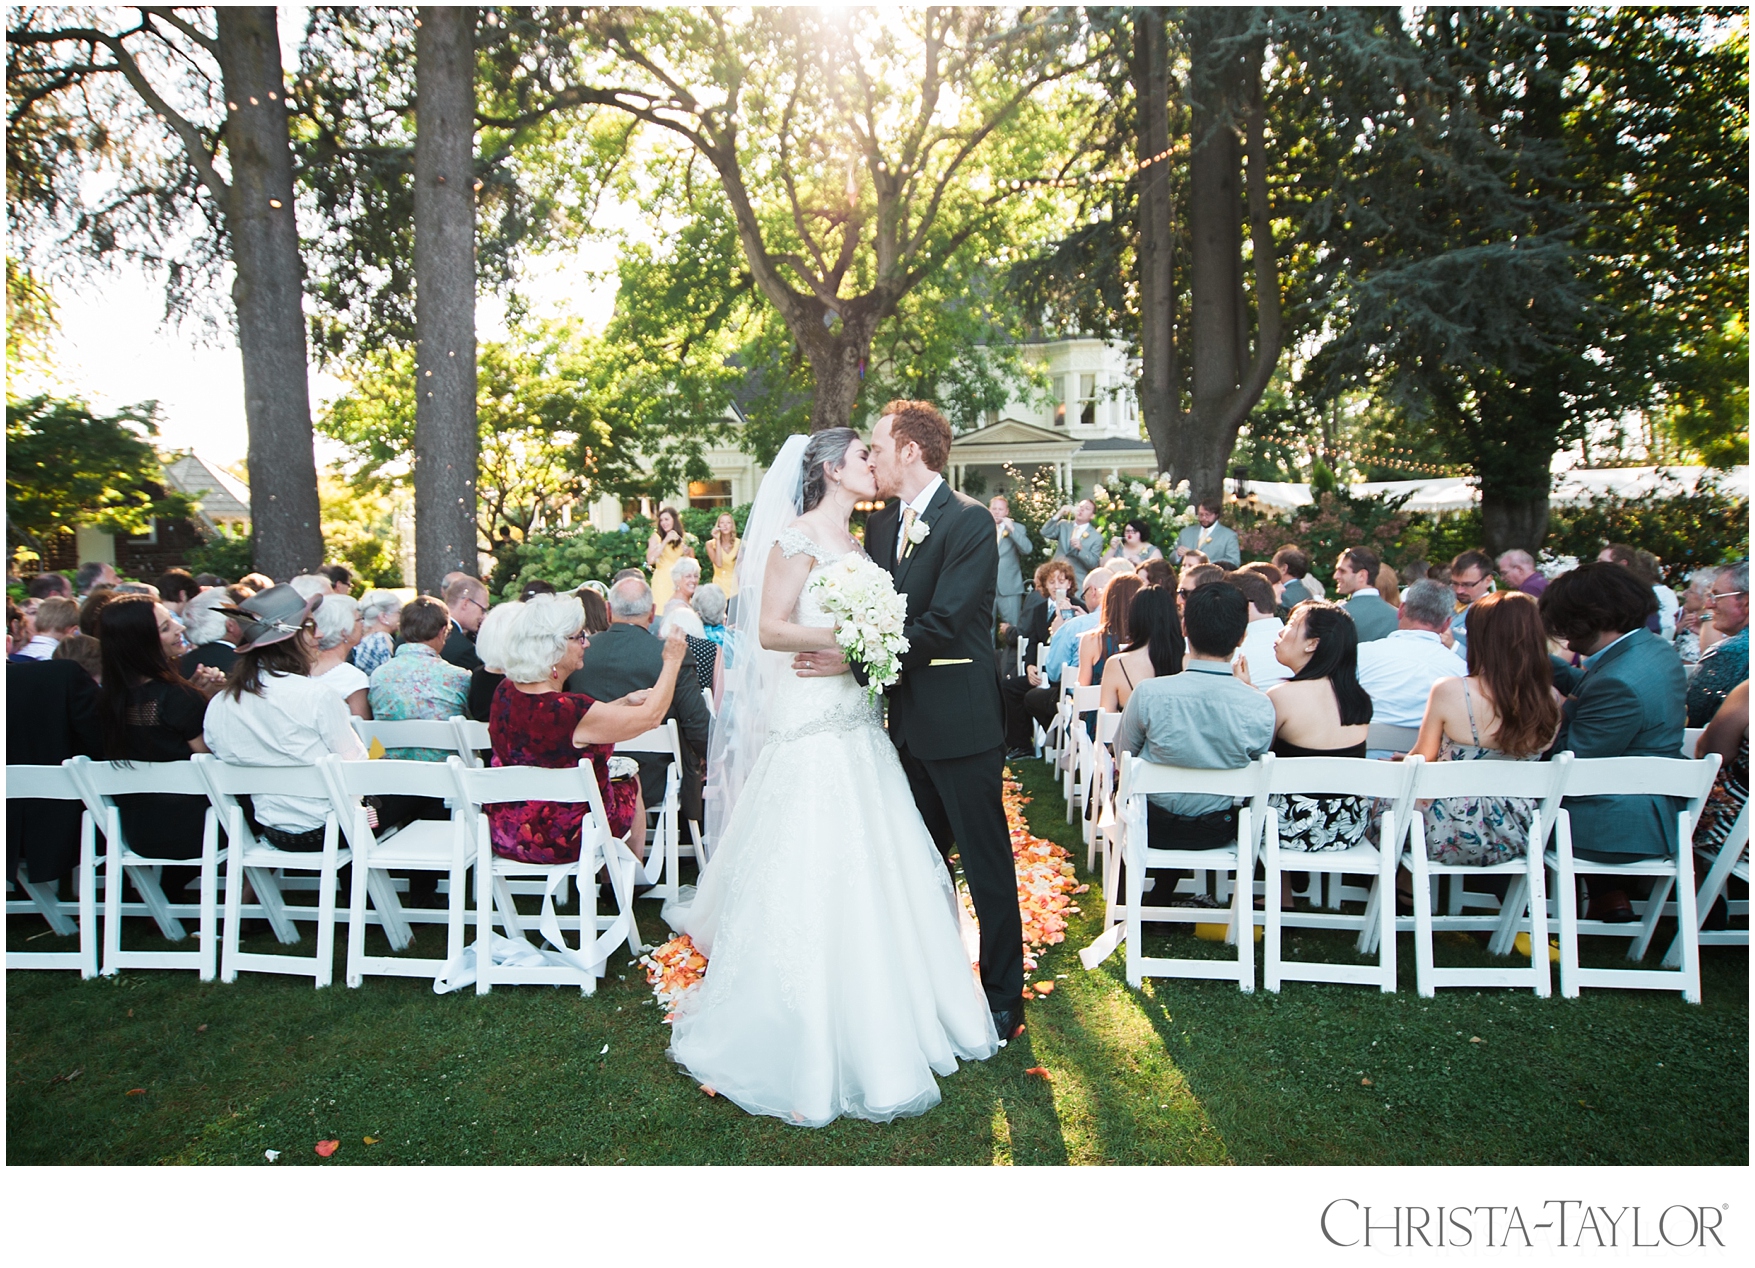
[666,530,998,1127]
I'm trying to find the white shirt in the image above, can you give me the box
[1355,628,1468,728]
[896,475,945,556]
[1350,586,1381,599]
[313,661,370,703]
[204,671,367,832]
[1233,616,1292,686]
[16,634,58,660]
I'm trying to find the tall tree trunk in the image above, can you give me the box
[215,8,324,579]
[801,314,876,431]
[1150,11,1281,506]
[413,6,479,593]
[1133,11,1178,467]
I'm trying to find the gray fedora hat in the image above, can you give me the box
[218,584,324,653]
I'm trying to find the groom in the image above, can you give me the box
[800,400,1025,1039]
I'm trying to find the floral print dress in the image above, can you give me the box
[1422,681,1540,866]
[487,678,640,864]
[1270,736,1371,852]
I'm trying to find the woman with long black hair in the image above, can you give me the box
[1099,584,1184,715]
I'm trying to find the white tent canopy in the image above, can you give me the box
[1237,466,1748,515]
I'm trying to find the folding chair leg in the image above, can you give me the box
[447,858,468,968]
[19,869,78,937]
[346,846,370,989]
[1263,834,1282,994]
[1555,818,1580,999]
[221,828,245,984]
[246,866,301,945]
[1412,837,1436,998]
[313,829,340,989]
[133,865,189,942]
[102,835,124,976]
[1675,833,1701,1005]
[79,822,100,979]
[1628,875,1672,962]
[1528,849,1550,998]
[1490,873,1529,956]
[366,869,414,952]
[474,827,494,996]
[1377,824,1397,992]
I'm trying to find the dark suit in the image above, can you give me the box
[565,622,711,836]
[7,659,103,885]
[442,620,484,672]
[1550,629,1688,860]
[868,481,1023,1014]
[179,641,238,679]
[1343,592,1398,642]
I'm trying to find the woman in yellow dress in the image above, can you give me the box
[646,506,695,609]
[704,511,741,599]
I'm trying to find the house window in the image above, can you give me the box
[1078,374,1098,428]
[688,479,733,509]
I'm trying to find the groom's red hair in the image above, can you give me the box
[882,400,952,473]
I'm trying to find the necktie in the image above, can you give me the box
[900,506,917,558]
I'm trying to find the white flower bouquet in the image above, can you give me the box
[806,554,910,699]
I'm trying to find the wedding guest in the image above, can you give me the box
[1332,548,1397,643]
[567,577,713,838]
[1597,543,1671,638]
[991,495,1035,634]
[236,571,274,595]
[1692,681,1748,925]
[155,569,201,615]
[1541,562,1685,919]
[1106,558,1138,578]
[78,588,117,638]
[1179,549,1210,567]
[1496,549,1548,598]
[1100,584,1183,715]
[192,573,223,591]
[1274,546,1318,605]
[1401,560,1434,587]
[76,560,119,599]
[1355,579,1468,731]
[659,558,707,639]
[1139,557,1175,590]
[353,590,403,678]
[1410,591,1561,866]
[1236,560,1286,608]
[317,563,354,596]
[490,595,688,864]
[1226,569,1292,687]
[154,601,190,663]
[16,596,78,660]
[1104,519,1164,569]
[178,588,245,678]
[647,507,696,610]
[368,596,471,761]
[690,583,731,696]
[704,511,741,599]
[519,578,558,602]
[1118,583,1273,878]
[1176,562,1225,613]
[440,574,490,671]
[692,583,731,653]
[289,574,332,602]
[1002,560,1083,755]
[467,599,519,724]
[1688,561,1748,727]
[53,633,103,684]
[1447,550,1497,656]
[1174,498,1241,569]
[203,585,369,850]
[29,573,73,602]
[580,588,613,636]
[1042,567,1113,691]
[5,599,27,661]
[1261,601,1373,853]
[96,595,227,895]
[1077,575,1143,739]
[8,651,103,892]
[1673,568,1717,664]
[309,593,370,718]
[1020,559,1084,652]
[1375,563,1402,608]
[1043,499,1105,591]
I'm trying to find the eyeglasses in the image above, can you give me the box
[1709,590,1747,601]
[461,594,488,613]
[569,631,589,645]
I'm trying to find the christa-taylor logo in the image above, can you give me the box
[1320,1199,1727,1249]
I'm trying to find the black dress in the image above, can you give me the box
[1269,736,1371,852]
[114,678,212,859]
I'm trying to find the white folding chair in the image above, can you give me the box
[1406,754,1571,997]
[324,756,471,987]
[1043,674,1074,769]
[1549,753,1721,1003]
[1663,799,1748,967]
[450,758,645,995]
[1262,756,1421,993]
[1065,684,1100,823]
[1680,727,1708,759]
[194,755,369,988]
[1031,645,1052,759]
[616,718,693,900]
[5,763,100,976]
[67,756,224,980]
[450,715,491,769]
[351,717,472,763]
[1082,709,1123,869]
[1079,753,1272,992]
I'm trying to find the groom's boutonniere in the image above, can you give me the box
[903,515,931,558]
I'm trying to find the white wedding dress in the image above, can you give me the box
[668,528,999,1127]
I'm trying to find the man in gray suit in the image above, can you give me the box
[1334,547,1398,642]
[1042,498,1105,591]
[1173,498,1241,569]
[990,494,1034,634]
[1541,562,1687,920]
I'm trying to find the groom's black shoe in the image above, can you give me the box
[992,1005,1025,1044]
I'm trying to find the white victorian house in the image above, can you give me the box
[590,335,1161,527]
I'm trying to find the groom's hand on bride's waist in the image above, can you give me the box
[792,650,851,678]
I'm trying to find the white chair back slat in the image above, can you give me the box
[1122,758,1267,800]
[7,762,84,801]
[1071,684,1100,711]
[1556,753,1720,804]
[351,718,466,753]
[616,720,682,760]
[1095,710,1123,745]
[451,716,492,768]
[449,760,608,817]
[1265,755,1414,799]
[6,762,100,976]
[1407,755,1567,801]
[328,756,459,798]
[1680,727,1708,759]
[195,758,335,798]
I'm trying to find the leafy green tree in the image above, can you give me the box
[5,258,58,392]
[6,395,196,563]
[319,475,404,589]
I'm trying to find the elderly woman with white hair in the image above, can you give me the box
[487,594,689,864]
[353,590,404,677]
[658,556,706,639]
[309,593,371,718]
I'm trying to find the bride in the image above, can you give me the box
[666,429,999,1127]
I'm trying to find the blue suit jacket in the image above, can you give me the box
[1550,629,1687,859]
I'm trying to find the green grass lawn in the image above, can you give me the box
[7,758,1746,1165]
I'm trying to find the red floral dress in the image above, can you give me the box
[487,679,640,863]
